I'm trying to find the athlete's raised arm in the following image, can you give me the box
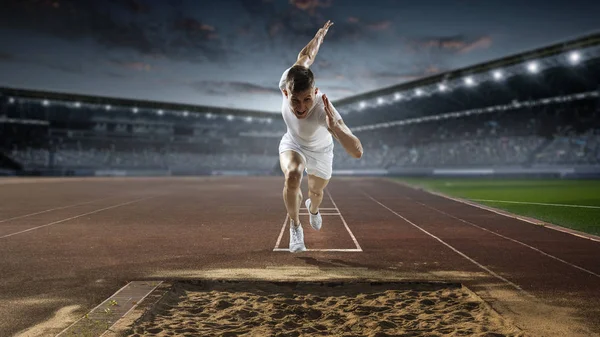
[323,94,363,159]
[294,20,333,69]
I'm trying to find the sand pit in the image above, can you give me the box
[124,280,524,337]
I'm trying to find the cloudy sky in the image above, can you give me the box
[1,0,598,112]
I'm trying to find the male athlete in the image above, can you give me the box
[278,20,363,253]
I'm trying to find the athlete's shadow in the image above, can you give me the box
[297,257,371,269]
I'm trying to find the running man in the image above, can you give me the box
[278,20,364,253]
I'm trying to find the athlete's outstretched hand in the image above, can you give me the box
[323,94,339,130]
[316,20,334,41]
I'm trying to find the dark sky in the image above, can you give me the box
[1,0,598,112]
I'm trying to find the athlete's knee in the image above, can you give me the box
[309,187,323,197]
[285,167,303,189]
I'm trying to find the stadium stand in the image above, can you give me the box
[1,32,599,176]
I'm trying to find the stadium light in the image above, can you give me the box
[226,115,234,121]
[394,92,402,100]
[415,89,423,96]
[527,61,539,73]
[359,101,366,109]
[206,113,213,119]
[438,83,447,92]
[8,97,15,104]
[267,118,272,124]
[183,111,189,117]
[245,116,253,123]
[464,76,475,86]
[493,70,503,80]
[105,105,112,111]
[569,51,581,64]
[157,109,164,115]
[377,97,385,105]
[42,100,50,106]
[132,107,138,113]
[74,102,81,108]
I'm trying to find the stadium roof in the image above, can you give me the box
[334,30,600,108]
[0,85,278,119]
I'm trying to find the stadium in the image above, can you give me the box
[1,7,599,337]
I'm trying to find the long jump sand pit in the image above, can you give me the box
[118,280,524,337]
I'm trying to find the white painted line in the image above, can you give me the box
[0,196,158,239]
[55,282,133,337]
[98,282,164,337]
[0,196,114,224]
[471,198,600,209]
[273,191,362,252]
[273,248,362,252]
[388,179,600,243]
[300,208,338,210]
[326,189,362,252]
[274,214,289,250]
[410,198,600,279]
[363,192,533,298]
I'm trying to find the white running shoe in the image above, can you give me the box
[289,220,306,253]
[305,199,322,231]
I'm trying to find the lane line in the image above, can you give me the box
[471,198,600,209]
[55,282,133,337]
[0,196,115,224]
[389,179,600,243]
[1,196,159,239]
[363,192,533,297]
[56,281,163,337]
[409,197,600,279]
[300,208,338,210]
[273,248,362,252]
[98,282,163,337]
[274,189,362,252]
[326,189,362,251]
[274,214,288,250]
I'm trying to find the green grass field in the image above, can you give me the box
[397,178,600,236]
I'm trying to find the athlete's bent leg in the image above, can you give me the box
[305,174,328,230]
[307,174,329,214]
[308,174,329,214]
[280,151,305,225]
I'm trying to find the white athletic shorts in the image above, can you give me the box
[278,133,334,180]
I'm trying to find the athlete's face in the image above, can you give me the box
[285,86,318,119]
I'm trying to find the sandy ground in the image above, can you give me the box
[124,280,524,337]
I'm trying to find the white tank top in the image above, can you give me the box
[279,67,342,150]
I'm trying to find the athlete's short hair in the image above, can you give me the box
[286,65,315,93]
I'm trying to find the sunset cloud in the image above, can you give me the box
[407,35,493,54]
[190,80,281,96]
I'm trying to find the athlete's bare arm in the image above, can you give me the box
[323,94,363,159]
[294,20,333,68]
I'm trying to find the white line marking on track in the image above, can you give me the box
[471,198,600,209]
[326,189,362,251]
[389,179,600,243]
[273,189,362,252]
[273,248,362,252]
[363,192,533,297]
[56,281,163,337]
[98,282,163,337]
[55,282,132,337]
[0,196,159,239]
[300,208,338,210]
[274,214,289,250]
[410,198,600,279]
[0,196,114,224]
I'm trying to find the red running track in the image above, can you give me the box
[0,177,598,336]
